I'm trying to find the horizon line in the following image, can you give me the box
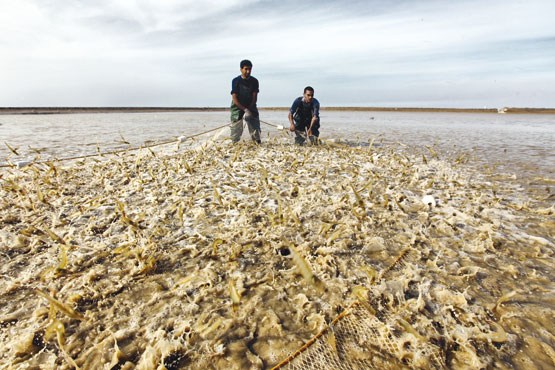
[1,106,554,114]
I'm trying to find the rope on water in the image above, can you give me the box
[260,119,283,129]
[261,119,318,143]
[0,119,242,169]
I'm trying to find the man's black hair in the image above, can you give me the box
[304,86,314,93]
[240,59,253,68]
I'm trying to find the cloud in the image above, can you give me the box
[0,0,554,107]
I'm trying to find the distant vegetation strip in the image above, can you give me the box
[1,106,554,114]
[0,107,227,114]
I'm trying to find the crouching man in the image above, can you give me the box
[288,86,320,145]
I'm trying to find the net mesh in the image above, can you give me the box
[272,248,446,370]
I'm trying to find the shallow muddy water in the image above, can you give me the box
[1,110,553,177]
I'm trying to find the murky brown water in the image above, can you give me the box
[1,110,553,176]
[0,111,553,369]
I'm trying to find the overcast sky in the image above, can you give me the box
[1,0,554,108]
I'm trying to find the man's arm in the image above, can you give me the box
[288,98,299,131]
[250,91,258,110]
[231,93,249,112]
[307,100,320,135]
[289,111,296,131]
[307,115,318,136]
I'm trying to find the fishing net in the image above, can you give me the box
[272,249,446,370]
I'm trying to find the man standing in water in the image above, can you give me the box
[289,86,320,145]
[230,59,261,143]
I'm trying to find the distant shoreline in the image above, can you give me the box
[1,106,554,115]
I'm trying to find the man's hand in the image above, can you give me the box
[244,109,252,119]
[289,123,296,132]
